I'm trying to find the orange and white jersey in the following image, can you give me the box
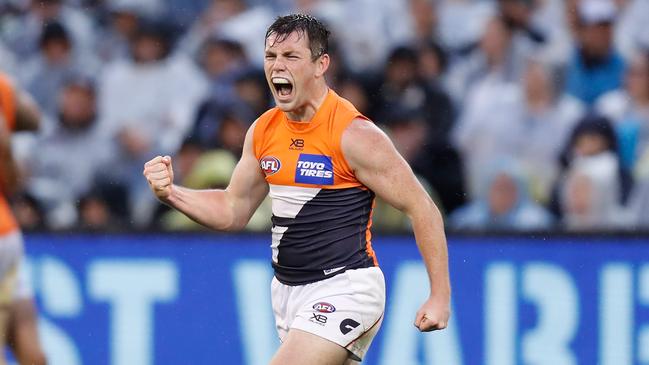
[0,72,18,236]
[254,89,378,285]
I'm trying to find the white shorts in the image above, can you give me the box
[271,267,385,361]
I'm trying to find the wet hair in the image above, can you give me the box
[265,14,330,60]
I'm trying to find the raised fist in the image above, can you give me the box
[143,155,174,201]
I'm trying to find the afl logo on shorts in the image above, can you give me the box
[260,156,281,176]
[313,302,336,313]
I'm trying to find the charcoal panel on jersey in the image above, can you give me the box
[272,187,376,285]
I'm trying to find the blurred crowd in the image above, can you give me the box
[1,0,649,232]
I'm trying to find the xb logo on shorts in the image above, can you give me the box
[339,318,360,335]
[310,313,328,325]
[295,154,334,185]
[260,156,281,176]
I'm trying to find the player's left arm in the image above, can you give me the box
[0,115,19,195]
[342,118,451,332]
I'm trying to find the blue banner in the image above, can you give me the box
[20,234,649,365]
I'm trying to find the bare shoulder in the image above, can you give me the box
[342,118,396,170]
[243,119,260,147]
[343,118,386,143]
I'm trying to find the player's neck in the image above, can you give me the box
[285,84,329,122]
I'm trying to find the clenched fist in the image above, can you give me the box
[414,295,450,332]
[143,155,174,200]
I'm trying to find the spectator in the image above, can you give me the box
[337,75,371,116]
[417,40,448,89]
[560,152,626,230]
[373,46,464,211]
[95,0,166,64]
[614,0,649,61]
[10,193,44,232]
[565,0,625,105]
[435,0,494,53]
[294,0,412,73]
[99,18,208,226]
[383,106,464,212]
[19,21,98,117]
[179,0,275,66]
[498,0,572,66]
[234,69,272,117]
[515,60,584,202]
[405,0,439,45]
[550,113,631,218]
[26,75,115,229]
[454,59,584,202]
[449,161,554,231]
[596,50,649,171]
[77,189,123,231]
[446,15,519,106]
[199,37,249,103]
[3,0,96,60]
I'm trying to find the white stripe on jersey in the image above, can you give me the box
[268,184,321,218]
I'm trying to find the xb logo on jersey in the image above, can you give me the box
[260,156,281,176]
[289,138,304,150]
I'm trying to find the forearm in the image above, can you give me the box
[409,199,451,299]
[163,185,243,231]
[0,137,19,195]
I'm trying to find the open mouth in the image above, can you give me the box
[272,77,293,98]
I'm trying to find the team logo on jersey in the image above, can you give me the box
[260,156,281,176]
[313,302,336,313]
[295,154,334,185]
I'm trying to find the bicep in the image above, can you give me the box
[343,120,431,213]
[225,123,269,220]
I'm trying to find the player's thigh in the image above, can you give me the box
[270,329,349,365]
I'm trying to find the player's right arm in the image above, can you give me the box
[143,121,269,231]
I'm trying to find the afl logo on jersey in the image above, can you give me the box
[260,156,281,176]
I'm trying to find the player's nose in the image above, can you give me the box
[271,57,287,71]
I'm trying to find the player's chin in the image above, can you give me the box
[274,97,295,111]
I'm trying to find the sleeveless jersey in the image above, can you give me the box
[253,89,378,285]
[0,72,18,235]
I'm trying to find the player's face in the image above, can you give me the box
[264,31,323,114]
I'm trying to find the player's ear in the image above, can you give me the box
[315,53,329,78]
